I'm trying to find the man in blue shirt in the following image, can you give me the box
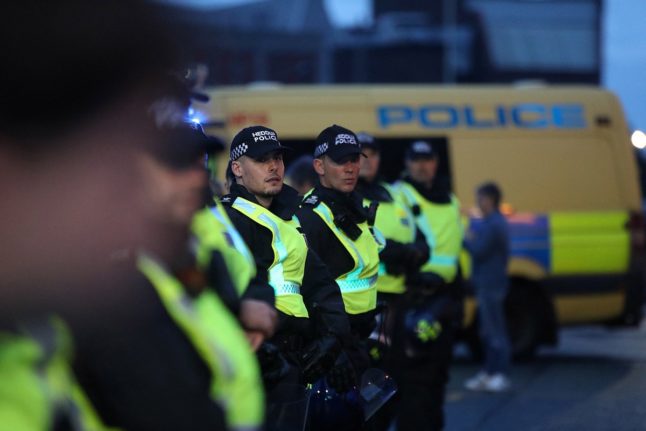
[464,182,512,392]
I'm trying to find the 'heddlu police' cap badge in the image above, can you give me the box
[313,124,365,162]
[230,125,290,161]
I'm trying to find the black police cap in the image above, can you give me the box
[313,124,364,162]
[230,125,290,161]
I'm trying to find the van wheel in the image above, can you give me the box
[505,287,541,360]
[464,320,483,362]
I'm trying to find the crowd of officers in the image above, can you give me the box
[0,2,467,430]
[1,118,466,431]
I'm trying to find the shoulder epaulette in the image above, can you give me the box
[220,195,235,206]
[301,193,321,207]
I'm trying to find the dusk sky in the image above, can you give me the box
[603,0,646,133]
[161,0,646,133]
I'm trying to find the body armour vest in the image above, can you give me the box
[396,181,463,283]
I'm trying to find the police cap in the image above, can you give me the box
[314,124,364,162]
[405,140,436,160]
[230,125,290,161]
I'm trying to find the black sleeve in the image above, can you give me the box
[412,225,431,263]
[379,227,431,276]
[72,275,227,431]
[379,239,409,265]
[296,207,330,263]
[242,273,275,306]
[225,205,276,306]
[301,249,351,341]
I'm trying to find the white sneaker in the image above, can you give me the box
[483,373,511,392]
[464,371,490,391]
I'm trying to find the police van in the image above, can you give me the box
[194,84,646,358]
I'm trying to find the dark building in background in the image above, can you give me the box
[342,0,601,84]
[463,0,601,83]
[162,0,601,86]
[162,0,330,85]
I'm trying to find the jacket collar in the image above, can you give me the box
[403,175,452,204]
[356,177,392,203]
[314,185,368,224]
[228,182,301,221]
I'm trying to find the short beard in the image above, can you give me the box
[258,187,281,198]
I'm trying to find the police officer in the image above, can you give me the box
[391,140,465,431]
[222,125,351,391]
[0,1,225,428]
[354,133,437,430]
[355,132,430,299]
[296,125,383,383]
[190,127,278,352]
[72,105,262,430]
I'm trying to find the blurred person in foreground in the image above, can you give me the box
[72,89,266,429]
[394,141,465,431]
[0,0,177,320]
[463,182,511,392]
[0,1,189,429]
[285,154,318,196]
[71,118,228,431]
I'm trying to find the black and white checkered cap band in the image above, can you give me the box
[314,142,328,158]
[230,143,249,160]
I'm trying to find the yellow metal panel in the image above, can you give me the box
[450,137,626,213]
[550,212,630,274]
[463,297,477,327]
[554,292,624,324]
[508,258,547,279]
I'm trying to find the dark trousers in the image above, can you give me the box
[374,290,459,431]
[476,290,511,375]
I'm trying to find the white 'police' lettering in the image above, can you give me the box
[252,130,278,142]
[335,134,357,145]
[412,141,432,153]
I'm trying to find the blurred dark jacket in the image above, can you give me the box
[464,211,510,295]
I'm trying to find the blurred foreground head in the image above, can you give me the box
[0,0,180,318]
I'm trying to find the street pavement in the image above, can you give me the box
[445,320,646,431]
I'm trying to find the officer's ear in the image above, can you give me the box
[231,159,243,178]
[313,157,325,176]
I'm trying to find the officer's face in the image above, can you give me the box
[137,152,208,228]
[0,93,178,318]
[407,157,438,185]
[359,148,380,182]
[232,151,285,198]
[314,154,361,194]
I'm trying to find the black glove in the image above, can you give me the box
[257,342,292,386]
[326,351,358,393]
[381,240,412,275]
[299,335,341,384]
[407,242,430,271]
[382,240,430,274]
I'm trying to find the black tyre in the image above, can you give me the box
[504,287,541,360]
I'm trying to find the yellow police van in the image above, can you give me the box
[194,84,645,358]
